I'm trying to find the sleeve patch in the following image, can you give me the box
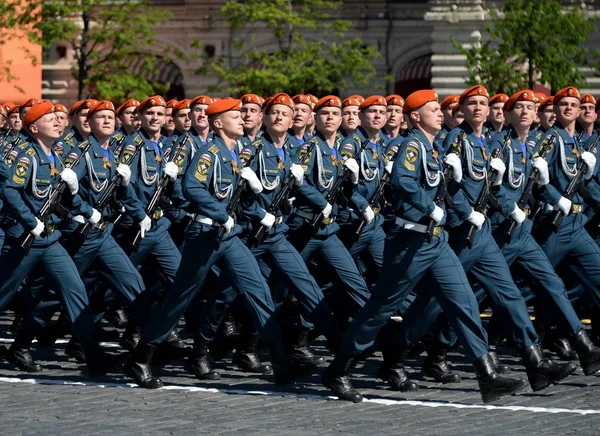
[121,144,137,164]
[403,145,419,171]
[343,144,354,150]
[13,157,30,184]
[194,154,212,181]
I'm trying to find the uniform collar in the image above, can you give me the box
[407,128,433,151]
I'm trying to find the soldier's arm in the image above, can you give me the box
[239,144,268,222]
[443,132,473,220]
[393,140,434,215]
[534,132,562,206]
[487,138,519,218]
[293,143,328,210]
[1,154,37,230]
[340,140,369,213]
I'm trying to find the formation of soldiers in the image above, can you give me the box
[0,86,599,405]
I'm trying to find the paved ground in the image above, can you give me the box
[0,314,598,435]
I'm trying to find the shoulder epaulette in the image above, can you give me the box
[309,137,319,145]
[26,147,36,157]
[78,140,90,151]
[352,134,361,144]
[208,144,219,155]
[251,139,262,148]
[113,132,124,141]
[133,134,144,146]
[256,130,264,139]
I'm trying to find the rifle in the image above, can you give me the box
[20,140,92,255]
[215,141,264,249]
[465,147,503,249]
[249,139,316,246]
[310,138,371,229]
[550,134,599,232]
[505,135,555,243]
[354,138,389,237]
[425,133,464,243]
[77,134,144,240]
[130,139,185,253]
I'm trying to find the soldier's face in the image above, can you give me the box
[293,104,311,129]
[454,110,465,125]
[191,104,209,130]
[443,104,458,128]
[413,101,443,133]
[507,101,535,129]
[341,106,359,132]
[90,110,115,137]
[8,113,21,131]
[386,105,403,129]
[0,115,5,130]
[30,113,61,140]
[218,110,245,139]
[555,97,580,124]
[141,106,166,134]
[173,108,191,132]
[74,109,91,134]
[119,107,136,129]
[315,107,342,135]
[578,102,597,125]
[359,105,387,132]
[489,102,505,124]
[264,104,293,135]
[55,112,69,134]
[164,107,175,133]
[538,106,556,129]
[133,113,142,130]
[241,103,263,131]
[461,96,489,125]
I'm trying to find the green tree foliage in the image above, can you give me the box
[0,0,171,100]
[198,0,381,96]
[455,0,598,94]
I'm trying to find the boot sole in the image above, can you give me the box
[322,380,363,403]
[422,368,461,384]
[482,379,528,403]
[529,363,577,392]
[582,359,600,375]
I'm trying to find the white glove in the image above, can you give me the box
[223,216,235,234]
[31,218,44,238]
[489,158,506,186]
[466,210,485,229]
[443,153,462,183]
[240,167,263,194]
[510,204,526,225]
[344,158,360,184]
[385,160,394,175]
[116,164,131,187]
[554,196,572,216]
[532,157,549,186]
[259,212,276,229]
[89,209,102,225]
[428,204,444,225]
[288,197,296,208]
[322,202,332,219]
[163,161,178,182]
[60,167,79,195]
[362,206,375,224]
[139,215,152,239]
[290,164,304,187]
[581,151,596,180]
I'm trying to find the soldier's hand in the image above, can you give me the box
[343,158,360,184]
[259,212,276,230]
[581,151,596,179]
[240,167,263,194]
[89,208,102,225]
[139,215,152,239]
[31,218,44,238]
[510,205,526,226]
[322,202,332,219]
[443,153,462,183]
[163,161,178,182]
[429,204,444,225]
[532,157,549,186]
[116,164,131,187]
[223,216,235,234]
[489,158,506,186]
[554,196,572,216]
[290,164,304,187]
[466,210,485,229]
[362,206,375,224]
[60,168,79,195]
[385,160,394,175]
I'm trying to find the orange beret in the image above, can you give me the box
[19,99,42,111]
[241,94,265,107]
[342,96,362,108]
[206,97,242,117]
[534,93,548,105]
[386,94,405,107]
[489,93,509,106]
[292,95,312,107]
[349,94,365,104]
[23,101,55,127]
[359,95,387,111]
[115,99,140,116]
[0,105,5,118]
[314,95,342,112]
[554,86,581,102]
[403,90,439,114]
[504,90,536,112]
[306,94,319,105]
[69,99,98,116]
[581,94,596,105]
[53,104,68,114]
[264,93,294,113]
[459,85,489,105]
[440,95,460,110]
[539,96,554,110]
[3,102,17,114]
[137,95,167,113]
[166,99,178,109]
[173,99,191,113]
[87,100,115,118]
[190,95,213,107]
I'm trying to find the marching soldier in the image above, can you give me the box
[483,93,509,138]
[289,95,313,145]
[55,99,98,159]
[340,96,361,138]
[381,95,404,142]
[576,94,597,142]
[54,104,69,137]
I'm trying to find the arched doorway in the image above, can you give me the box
[126,55,185,100]
[395,54,432,98]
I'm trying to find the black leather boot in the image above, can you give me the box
[570,329,600,375]
[543,328,578,361]
[106,304,128,329]
[489,350,510,374]
[322,353,363,403]
[126,343,163,389]
[287,326,324,366]
[6,329,42,372]
[120,321,141,352]
[82,342,125,378]
[165,330,187,349]
[185,337,220,380]
[422,340,461,383]
[209,313,238,362]
[378,348,418,392]
[233,334,272,374]
[66,338,87,363]
[520,344,577,391]
[474,353,527,403]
